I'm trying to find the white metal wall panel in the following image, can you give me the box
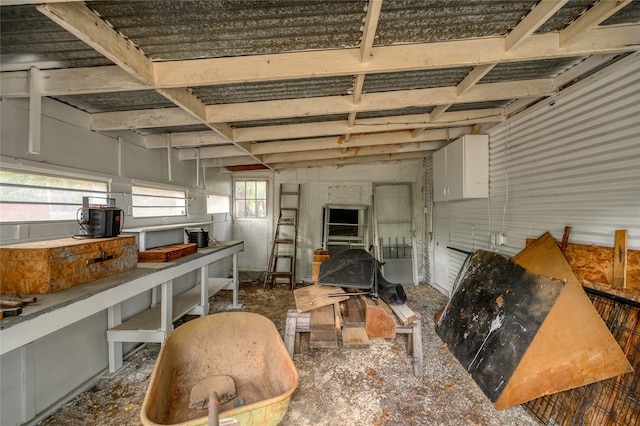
[440,52,640,291]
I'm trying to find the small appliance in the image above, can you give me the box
[78,197,123,238]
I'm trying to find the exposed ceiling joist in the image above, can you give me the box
[3,0,638,172]
[36,2,154,84]
[152,26,639,88]
[261,140,445,164]
[269,152,430,170]
[560,0,634,46]
[360,0,382,62]
[230,109,504,143]
[1,26,637,100]
[35,1,271,166]
[251,127,472,157]
[505,0,570,51]
[90,79,545,131]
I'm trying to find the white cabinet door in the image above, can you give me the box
[445,136,465,200]
[432,135,488,202]
[432,147,447,202]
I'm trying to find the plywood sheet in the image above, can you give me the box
[499,232,633,409]
[293,284,349,312]
[0,236,137,294]
[436,250,564,405]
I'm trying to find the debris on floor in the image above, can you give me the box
[40,281,537,426]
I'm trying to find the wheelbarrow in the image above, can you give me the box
[141,312,299,426]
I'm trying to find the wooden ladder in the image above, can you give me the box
[264,184,300,290]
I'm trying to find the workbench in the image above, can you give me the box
[0,241,244,374]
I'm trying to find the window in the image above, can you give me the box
[207,194,230,214]
[234,180,267,218]
[0,169,108,222]
[132,185,186,218]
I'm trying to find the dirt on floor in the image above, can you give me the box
[39,281,538,426]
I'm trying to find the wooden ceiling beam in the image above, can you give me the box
[153,26,640,88]
[261,140,445,163]
[269,152,429,170]
[204,78,545,122]
[249,127,472,156]
[560,0,634,46]
[92,78,536,130]
[144,130,230,149]
[360,0,382,62]
[2,26,637,98]
[201,156,261,168]
[505,0,570,51]
[37,1,247,149]
[178,144,247,161]
[36,2,154,84]
[231,109,503,142]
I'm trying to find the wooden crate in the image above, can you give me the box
[138,243,198,263]
[0,236,137,294]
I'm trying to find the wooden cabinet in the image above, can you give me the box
[433,135,488,202]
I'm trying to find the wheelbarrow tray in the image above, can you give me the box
[141,312,298,426]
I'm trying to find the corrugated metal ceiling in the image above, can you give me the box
[1,0,639,169]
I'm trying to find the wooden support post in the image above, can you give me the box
[28,67,42,155]
[560,226,572,254]
[613,230,628,290]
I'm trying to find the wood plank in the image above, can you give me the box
[310,305,337,348]
[342,327,370,349]
[389,303,418,326]
[613,230,628,290]
[293,284,349,313]
[310,305,334,330]
[360,296,396,338]
[137,243,198,263]
[342,297,366,328]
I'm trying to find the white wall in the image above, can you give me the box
[432,52,640,293]
[233,161,427,283]
[0,98,233,425]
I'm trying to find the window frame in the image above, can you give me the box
[233,179,268,219]
[131,184,188,218]
[0,167,110,223]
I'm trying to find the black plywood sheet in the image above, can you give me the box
[436,250,565,402]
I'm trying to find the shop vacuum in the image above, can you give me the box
[77,196,123,238]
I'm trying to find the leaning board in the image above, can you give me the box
[293,284,349,312]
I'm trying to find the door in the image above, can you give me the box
[373,183,417,286]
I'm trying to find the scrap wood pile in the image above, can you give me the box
[291,248,419,351]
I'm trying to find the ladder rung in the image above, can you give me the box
[275,239,294,244]
[274,254,294,259]
[281,207,297,211]
[270,272,293,277]
[281,192,299,195]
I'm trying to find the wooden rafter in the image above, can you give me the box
[1,26,637,99]
[35,1,272,167]
[505,0,570,51]
[560,0,634,46]
[176,127,472,158]
[91,79,547,131]
[269,152,430,170]
[153,26,639,88]
[360,0,382,63]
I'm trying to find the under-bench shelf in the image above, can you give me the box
[107,278,233,343]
